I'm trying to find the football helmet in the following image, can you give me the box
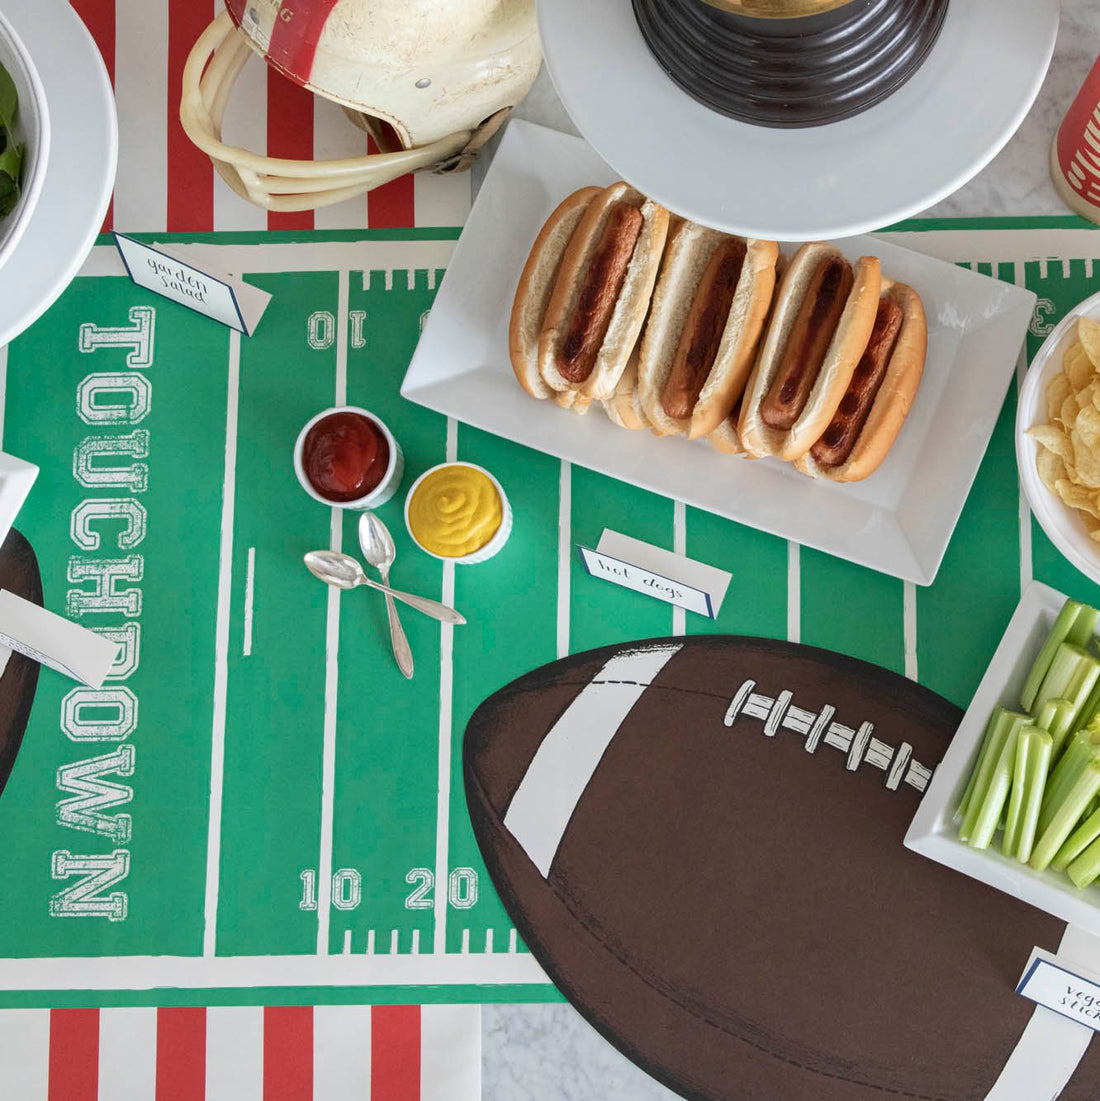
[180,0,541,211]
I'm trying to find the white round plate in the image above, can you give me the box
[0,0,116,348]
[538,0,1058,240]
[1017,290,1100,587]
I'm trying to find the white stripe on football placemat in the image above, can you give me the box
[557,460,571,659]
[98,1007,156,1100]
[114,0,168,230]
[206,1006,263,1100]
[313,1005,372,1096]
[504,644,682,877]
[672,500,686,637]
[787,542,800,643]
[0,1009,49,1101]
[982,924,1100,1100]
[421,1005,481,1101]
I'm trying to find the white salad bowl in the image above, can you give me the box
[0,7,49,273]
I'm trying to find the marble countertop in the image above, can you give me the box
[482,4,1098,1097]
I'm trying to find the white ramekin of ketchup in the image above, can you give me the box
[293,406,404,509]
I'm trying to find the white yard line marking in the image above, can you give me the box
[0,951,550,988]
[1063,258,1073,280]
[484,929,494,954]
[317,275,350,956]
[342,930,352,955]
[903,582,918,681]
[433,418,458,956]
[202,330,241,957]
[1016,262,1033,595]
[390,929,400,954]
[557,460,571,659]
[98,1008,156,1101]
[242,546,256,657]
[672,500,686,637]
[508,929,518,954]
[366,930,376,955]
[460,929,470,954]
[787,542,801,644]
[412,929,421,954]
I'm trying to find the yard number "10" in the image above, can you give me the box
[298,867,479,912]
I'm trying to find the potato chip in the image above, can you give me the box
[1062,393,1080,429]
[1065,341,1095,389]
[1047,373,1073,419]
[1071,429,1100,488]
[1056,478,1100,517]
[1028,423,1074,464]
[1079,318,1100,370]
[1037,449,1068,492]
[1082,513,1100,534]
[1077,405,1100,449]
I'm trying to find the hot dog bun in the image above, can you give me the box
[603,352,650,430]
[794,280,926,482]
[707,412,745,455]
[509,187,602,400]
[638,223,778,439]
[538,182,670,403]
[739,243,881,463]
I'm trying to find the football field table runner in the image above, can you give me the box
[0,219,1099,1017]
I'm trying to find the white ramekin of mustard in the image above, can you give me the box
[404,462,512,564]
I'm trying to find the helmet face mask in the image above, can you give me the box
[180,0,541,211]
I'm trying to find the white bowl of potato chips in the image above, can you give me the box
[1019,296,1100,580]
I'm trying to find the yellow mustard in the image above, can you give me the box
[408,465,502,558]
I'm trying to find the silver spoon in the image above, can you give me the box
[304,550,466,625]
[358,512,413,679]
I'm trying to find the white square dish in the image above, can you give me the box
[905,581,1100,936]
[401,120,1037,585]
[0,451,36,547]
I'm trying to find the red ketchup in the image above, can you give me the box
[301,412,389,503]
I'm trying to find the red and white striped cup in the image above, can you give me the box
[1052,53,1100,223]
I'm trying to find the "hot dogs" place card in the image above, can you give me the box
[577,529,731,619]
[113,233,272,335]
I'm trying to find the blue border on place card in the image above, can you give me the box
[576,544,716,619]
[1017,956,1100,1031]
[112,232,250,333]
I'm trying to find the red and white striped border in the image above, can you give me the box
[0,1004,478,1099]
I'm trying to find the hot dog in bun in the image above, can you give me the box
[537,182,670,404]
[739,242,881,463]
[638,223,778,439]
[794,280,926,482]
[509,186,602,403]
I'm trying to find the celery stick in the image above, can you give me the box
[1052,804,1100,871]
[1035,699,1060,732]
[1068,833,1100,888]
[1046,699,1079,760]
[959,711,1026,842]
[970,726,1021,850]
[1003,725,1035,857]
[1067,604,1100,648]
[1034,644,1100,722]
[1076,676,1100,735]
[1023,600,1085,712]
[1030,761,1100,871]
[1039,731,1096,835]
[959,707,1007,820]
[1015,728,1053,864]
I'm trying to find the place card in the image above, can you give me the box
[1017,947,1100,1033]
[113,232,272,334]
[577,529,732,619]
[0,590,119,688]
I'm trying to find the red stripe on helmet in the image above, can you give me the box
[267,0,342,87]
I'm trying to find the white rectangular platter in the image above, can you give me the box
[905,581,1100,936]
[402,120,1037,585]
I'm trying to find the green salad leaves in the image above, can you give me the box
[0,61,23,218]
